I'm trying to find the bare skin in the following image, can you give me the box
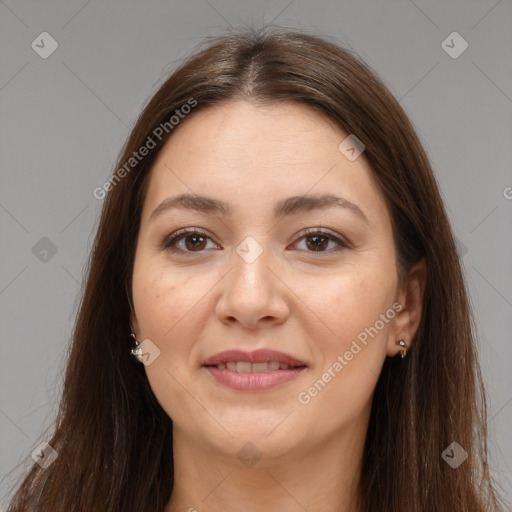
[130,100,426,512]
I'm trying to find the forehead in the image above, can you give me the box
[141,100,390,229]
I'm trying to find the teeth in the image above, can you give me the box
[214,361,296,372]
[268,361,280,370]
[236,361,252,373]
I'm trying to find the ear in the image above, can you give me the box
[129,310,141,340]
[386,258,427,357]
[126,281,141,339]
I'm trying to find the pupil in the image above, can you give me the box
[186,234,206,250]
[307,235,327,251]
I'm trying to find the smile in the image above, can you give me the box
[203,363,307,391]
[202,348,308,391]
[208,361,304,372]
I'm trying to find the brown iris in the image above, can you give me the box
[305,234,329,251]
[184,233,207,251]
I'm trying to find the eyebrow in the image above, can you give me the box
[149,193,369,225]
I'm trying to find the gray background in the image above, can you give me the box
[1,0,511,507]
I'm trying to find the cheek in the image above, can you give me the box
[132,256,204,340]
[295,271,395,430]
[131,259,211,420]
[306,264,396,344]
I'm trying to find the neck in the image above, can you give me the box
[165,418,367,512]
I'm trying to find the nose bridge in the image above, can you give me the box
[216,234,289,327]
[230,235,274,299]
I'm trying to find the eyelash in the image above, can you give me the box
[161,227,349,256]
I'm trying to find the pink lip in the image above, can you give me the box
[204,366,307,391]
[202,349,307,392]
[202,348,306,367]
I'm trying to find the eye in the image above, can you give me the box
[162,227,348,256]
[291,228,349,255]
[162,228,219,254]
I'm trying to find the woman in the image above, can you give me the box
[6,28,506,511]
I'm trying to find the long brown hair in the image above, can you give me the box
[5,27,506,511]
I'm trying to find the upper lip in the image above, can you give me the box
[203,349,307,367]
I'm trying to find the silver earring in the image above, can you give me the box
[130,332,143,362]
[397,339,408,358]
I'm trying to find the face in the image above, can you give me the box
[130,100,417,462]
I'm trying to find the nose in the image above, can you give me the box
[215,242,290,330]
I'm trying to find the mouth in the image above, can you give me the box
[204,360,307,372]
[202,349,308,391]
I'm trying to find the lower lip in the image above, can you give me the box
[204,366,307,391]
